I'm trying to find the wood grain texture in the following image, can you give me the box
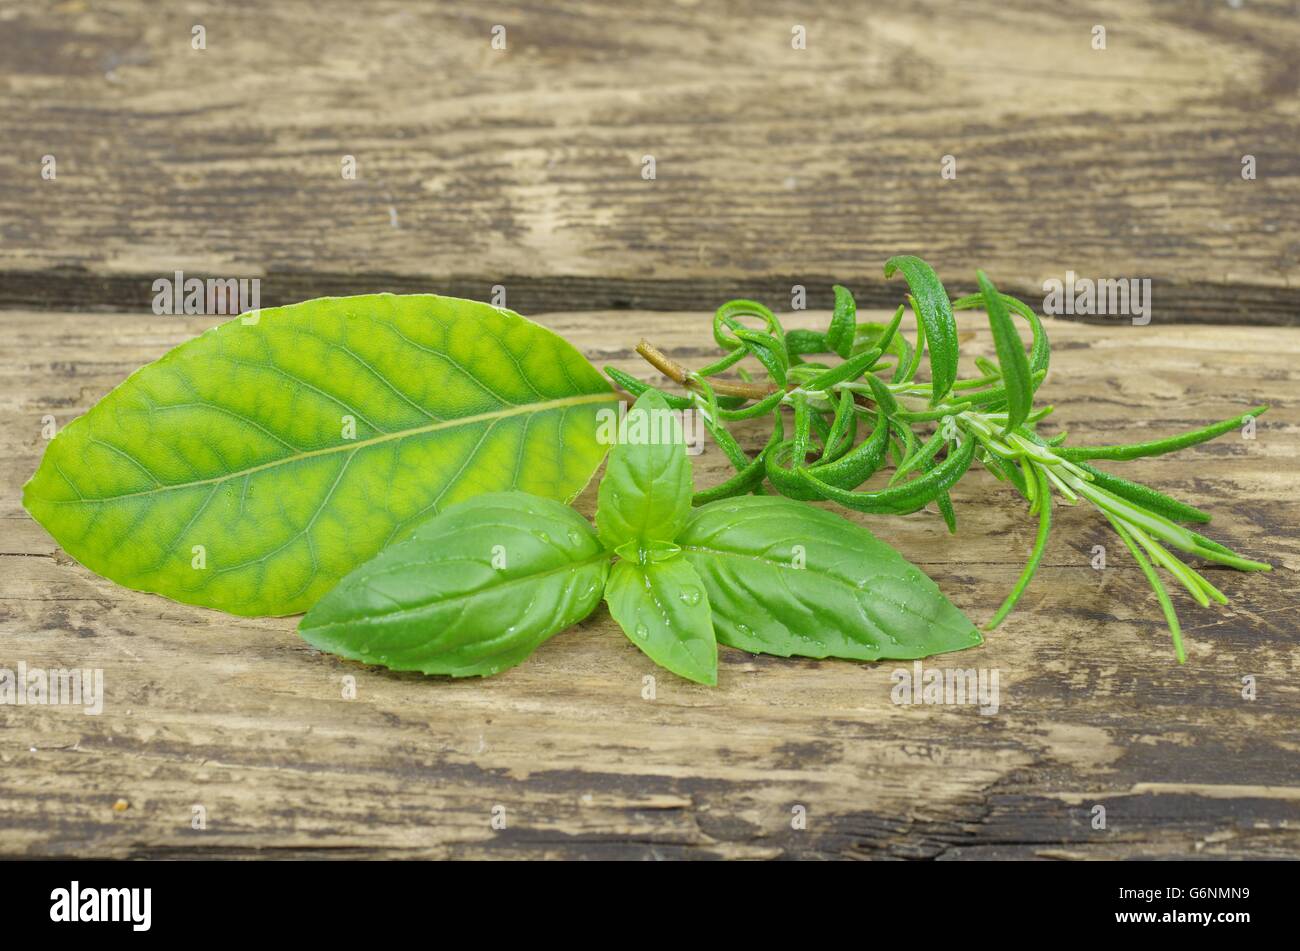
[1,0,1298,322]
[1,306,1296,859]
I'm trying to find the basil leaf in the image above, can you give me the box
[883,255,959,403]
[604,556,716,686]
[679,496,981,660]
[976,270,1032,434]
[23,295,617,616]
[596,389,692,549]
[298,492,608,677]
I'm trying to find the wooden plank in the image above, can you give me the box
[0,306,1296,858]
[2,1,1298,321]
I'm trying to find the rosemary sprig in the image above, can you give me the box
[605,258,1272,661]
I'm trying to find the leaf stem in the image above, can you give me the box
[635,339,779,400]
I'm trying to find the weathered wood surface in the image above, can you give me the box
[1,306,1296,859]
[2,0,1299,322]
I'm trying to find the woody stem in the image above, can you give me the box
[635,339,782,401]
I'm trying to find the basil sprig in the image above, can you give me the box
[300,389,982,683]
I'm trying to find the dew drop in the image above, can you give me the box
[567,530,582,546]
[634,623,650,640]
[678,586,702,606]
[535,531,551,543]
[737,623,753,638]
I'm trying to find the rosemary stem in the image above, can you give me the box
[635,339,779,400]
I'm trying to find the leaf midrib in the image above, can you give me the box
[679,542,870,594]
[679,543,964,631]
[301,551,610,633]
[44,391,615,505]
[679,543,832,574]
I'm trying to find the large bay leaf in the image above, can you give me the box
[24,294,618,616]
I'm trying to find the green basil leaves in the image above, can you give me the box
[300,389,982,683]
[604,558,716,685]
[596,391,692,549]
[594,391,717,682]
[299,493,609,677]
[680,496,982,660]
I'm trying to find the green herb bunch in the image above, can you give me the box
[299,389,982,684]
[607,256,1271,662]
